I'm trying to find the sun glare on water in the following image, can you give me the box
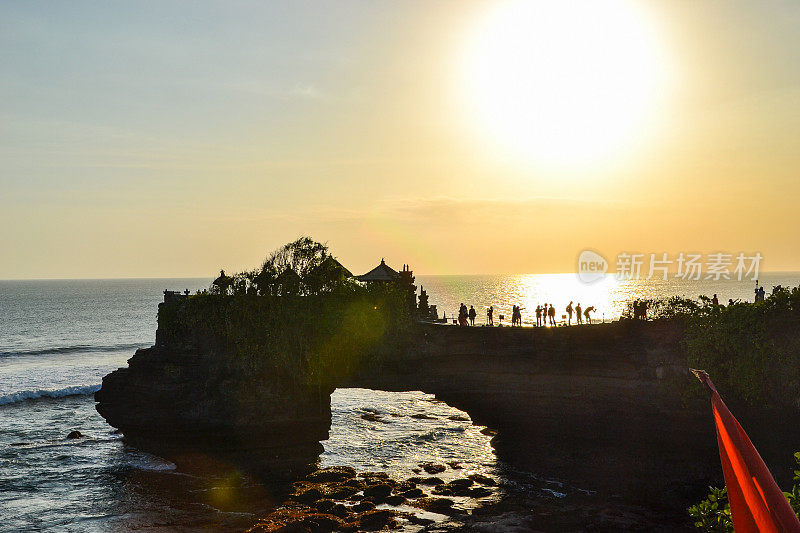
[461,0,672,169]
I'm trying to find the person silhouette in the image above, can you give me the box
[468,305,477,326]
[575,302,582,324]
[566,301,573,325]
[548,303,556,326]
[535,305,542,327]
[487,305,494,326]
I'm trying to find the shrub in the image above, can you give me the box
[689,452,800,531]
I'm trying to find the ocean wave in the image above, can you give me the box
[0,384,101,405]
[0,342,144,358]
[125,454,177,472]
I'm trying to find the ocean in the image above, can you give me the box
[2,273,799,531]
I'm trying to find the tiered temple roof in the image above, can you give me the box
[356,259,400,282]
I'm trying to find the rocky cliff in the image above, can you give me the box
[344,321,719,507]
[96,309,798,514]
[96,344,333,477]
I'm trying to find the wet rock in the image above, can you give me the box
[330,503,351,519]
[252,522,310,533]
[410,497,455,514]
[448,478,474,490]
[411,413,436,419]
[351,500,375,513]
[421,462,446,474]
[468,473,497,486]
[411,468,422,474]
[400,488,424,498]
[432,485,454,496]
[306,466,356,483]
[299,513,343,531]
[447,461,463,469]
[293,488,323,504]
[469,487,494,498]
[418,476,445,486]
[340,478,365,490]
[66,430,83,439]
[393,480,416,491]
[273,524,310,533]
[313,499,336,513]
[384,495,407,506]
[360,413,385,423]
[448,415,470,422]
[326,484,358,499]
[359,471,390,480]
[357,509,397,531]
[444,478,475,496]
[480,427,498,436]
[363,483,392,500]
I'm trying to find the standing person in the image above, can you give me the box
[535,305,542,326]
[542,304,548,326]
[548,303,556,326]
[566,301,573,325]
[468,305,477,326]
[712,294,719,306]
[575,303,582,324]
[487,305,494,326]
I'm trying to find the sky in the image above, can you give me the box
[2,1,799,279]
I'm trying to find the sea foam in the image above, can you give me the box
[0,384,101,405]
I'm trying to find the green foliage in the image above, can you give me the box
[621,296,700,320]
[689,452,800,531]
[623,286,800,409]
[688,486,732,532]
[250,236,354,296]
[685,286,800,408]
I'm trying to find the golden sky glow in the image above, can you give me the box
[460,0,673,169]
[1,1,799,278]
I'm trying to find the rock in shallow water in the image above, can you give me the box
[306,466,357,483]
[66,430,83,439]
[421,462,446,474]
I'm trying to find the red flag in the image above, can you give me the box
[693,369,800,532]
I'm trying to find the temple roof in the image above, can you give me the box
[356,259,400,282]
[275,267,301,284]
[316,256,353,279]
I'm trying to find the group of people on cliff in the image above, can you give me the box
[455,302,596,327]
[458,303,477,326]
[558,302,595,326]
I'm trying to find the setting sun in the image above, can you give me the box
[461,0,673,169]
